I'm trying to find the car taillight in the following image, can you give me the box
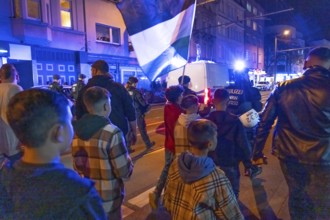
[204,88,211,105]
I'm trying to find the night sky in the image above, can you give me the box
[256,0,330,42]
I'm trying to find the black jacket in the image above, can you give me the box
[72,80,86,100]
[182,86,197,97]
[75,75,136,135]
[126,86,149,115]
[226,80,263,115]
[207,111,251,167]
[254,66,330,165]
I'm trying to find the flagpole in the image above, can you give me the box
[180,0,197,85]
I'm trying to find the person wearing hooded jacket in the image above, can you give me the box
[75,60,137,153]
[163,119,243,220]
[125,76,155,149]
[207,89,261,198]
[72,86,133,219]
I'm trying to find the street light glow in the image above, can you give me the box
[283,30,290,36]
[234,60,245,72]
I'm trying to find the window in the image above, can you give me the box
[46,64,53,71]
[68,65,75,72]
[58,64,65,72]
[253,22,257,31]
[246,2,252,12]
[96,24,121,45]
[14,0,22,17]
[253,7,258,15]
[60,0,72,28]
[36,63,42,70]
[37,75,43,85]
[246,19,251,27]
[27,0,41,19]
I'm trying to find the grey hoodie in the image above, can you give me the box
[178,152,215,184]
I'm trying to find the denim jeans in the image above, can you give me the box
[137,114,152,147]
[154,149,174,198]
[280,159,330,220]
[220,165,240,198]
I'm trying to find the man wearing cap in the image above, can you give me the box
[75,60,137,153]
[72,74,86,100]
[178,75,197,97]
[126,76,155,150]
[253,47,330,219]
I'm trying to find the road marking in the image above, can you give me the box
[128,186,155,208]
[146,121,164,126]
[122,205,134,218]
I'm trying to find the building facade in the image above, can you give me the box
[192,0,245,70]
[0,0,143,89]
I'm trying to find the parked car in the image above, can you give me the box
[255,81,271,91]
[32,85,73,99]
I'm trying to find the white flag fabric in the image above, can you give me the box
[117,0,196,81]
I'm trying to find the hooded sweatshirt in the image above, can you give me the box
[174,113,200,155]
[207,111,251,167]
[72,114,133,213]
[0,161,106,219]
[73,114,110,140]
[75,75,136,135]
[163,152,243,220]
[178,152,215,183]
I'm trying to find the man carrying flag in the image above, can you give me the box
[117,0,196,81]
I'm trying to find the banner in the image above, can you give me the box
[117,0,196,81]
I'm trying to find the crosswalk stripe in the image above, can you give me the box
[128,187,155,208]
[122,205,135,218]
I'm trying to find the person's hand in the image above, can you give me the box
[252,154,268,165]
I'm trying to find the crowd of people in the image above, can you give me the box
[1,47,330,219]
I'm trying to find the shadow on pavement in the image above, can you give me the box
[251,178,281,220]
[239,201,260,220]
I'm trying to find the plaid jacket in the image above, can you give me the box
[72,124,133,213]
[163,157,244,220]
[174,113,200,155]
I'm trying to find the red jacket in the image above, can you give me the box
[164,102,182,153]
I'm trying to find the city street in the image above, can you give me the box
[61,91,290,220]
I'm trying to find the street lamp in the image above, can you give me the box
[274,30,290,84]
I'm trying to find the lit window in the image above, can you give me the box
[60,0,72,28]
[27,0,41,19]
[246,2,251,12]
[96,24,121,45]
[246,19,251,27]
[253,22,257,31]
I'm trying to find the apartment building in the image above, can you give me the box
[192,0,245,70]
[0,0,140,89]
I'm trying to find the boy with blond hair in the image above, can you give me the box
[72,86,133,219]
[174,94,200,155]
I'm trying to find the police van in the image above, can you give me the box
[166,61,230,104]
